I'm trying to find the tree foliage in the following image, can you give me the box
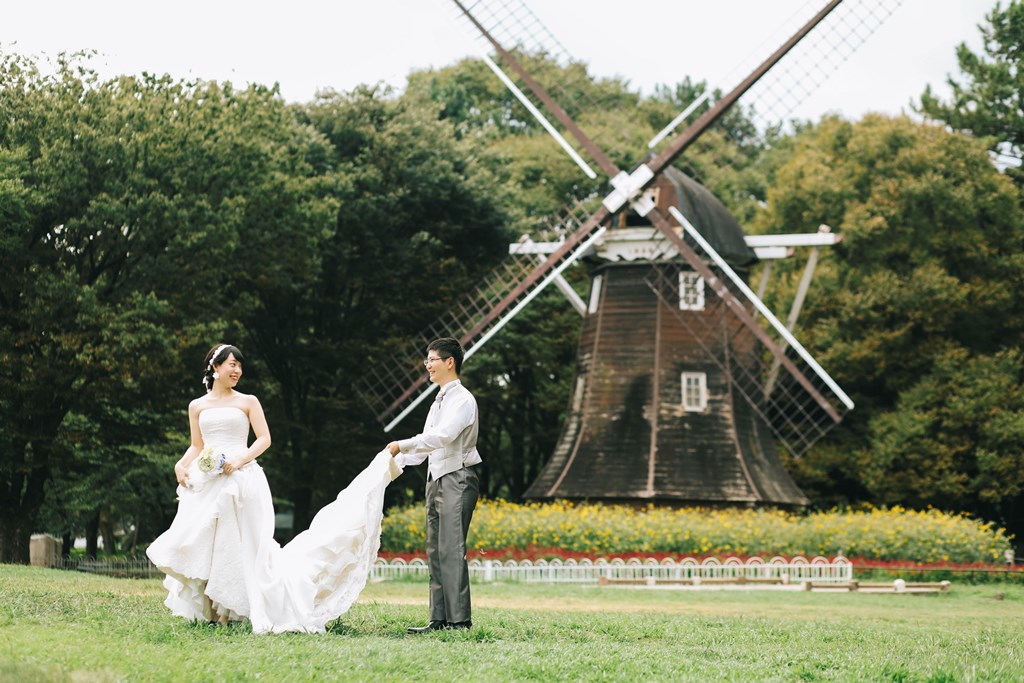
[758,114,1024,536]
[0,52,282,561]
[918,0,1024,182]
[237,86,510,531]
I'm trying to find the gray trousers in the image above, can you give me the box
[425,465,480,624]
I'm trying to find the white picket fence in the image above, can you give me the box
[45,554,851,585]
[371,555,852,584]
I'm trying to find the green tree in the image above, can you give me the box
[919,0,1024,183]
[758,114,1024,537]
[228,86,510,533]
[865,347,1024,520]
[0,51,329,561]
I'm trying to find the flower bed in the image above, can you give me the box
[380,499,1011,565]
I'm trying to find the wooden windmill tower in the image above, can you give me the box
[518,168,841,506]
[356,0,903,505]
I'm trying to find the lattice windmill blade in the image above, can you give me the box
[452,0,903,198]
[637,207,853,457]
[360,0,899,440]
[448,0,860,442]
[443,0,882,454]
[354,198,607,431]
[450,0,903,215]
[450,0,625,181]
[649,0,905,189]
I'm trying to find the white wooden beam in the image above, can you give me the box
[482,55,598,181]
[753,246,793,260]
[744,227,841,248]
[511,238,586,316]
[512,228,841,256]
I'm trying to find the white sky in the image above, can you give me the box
[2,0,995,123]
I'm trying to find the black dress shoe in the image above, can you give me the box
[447,620,472,630]
[407,621,447,634]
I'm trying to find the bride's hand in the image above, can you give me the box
[174,463,189,487]
[223,458,243,475]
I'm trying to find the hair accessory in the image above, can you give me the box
[202,344,231,391]
[208,344,231,368]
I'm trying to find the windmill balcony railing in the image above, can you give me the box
[371,555,853,585]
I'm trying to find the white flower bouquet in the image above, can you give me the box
[197,446,227,474]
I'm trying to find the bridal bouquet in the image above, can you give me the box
[197,447,227,474]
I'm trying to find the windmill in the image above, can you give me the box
[356,0,902,505]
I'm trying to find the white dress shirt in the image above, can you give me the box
[394,379,481,480]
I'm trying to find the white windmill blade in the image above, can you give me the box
[450,0,623,180]
[381,224,607,432]
[668,205,853,411]
[354,198,608,430]
[362,0,890,438]
[649,0,906,148]
[481,55,598,179]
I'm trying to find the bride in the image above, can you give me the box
[146,343,401,634]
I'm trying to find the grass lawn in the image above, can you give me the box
[1,564,1021,682]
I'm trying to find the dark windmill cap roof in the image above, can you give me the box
[662,166,759,268]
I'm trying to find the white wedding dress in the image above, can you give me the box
[146,406,402,634]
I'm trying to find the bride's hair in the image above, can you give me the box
[202,343,245,392]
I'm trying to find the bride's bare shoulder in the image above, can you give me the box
[225,392,261,413]
[235,391,261,405]
[188,396,210,413]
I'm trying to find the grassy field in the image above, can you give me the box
[1,565,1021,682]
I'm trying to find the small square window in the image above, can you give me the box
[681,372,708,412]
[679,271,705,311]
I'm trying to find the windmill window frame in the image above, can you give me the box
[681,372,708,412]
[678,271,705,311]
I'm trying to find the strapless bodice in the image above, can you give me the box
[199,407,250,455]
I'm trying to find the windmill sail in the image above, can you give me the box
[357,0,901,436]
[643,205,852,456]
[354,200,606,430]
[452,0,904,189]
[449,0,625,178]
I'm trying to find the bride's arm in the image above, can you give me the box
[173,401,204,486]
[223,395,271,475]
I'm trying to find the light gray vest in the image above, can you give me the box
[426,386,479,480]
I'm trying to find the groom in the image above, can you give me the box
[388,337,481,632]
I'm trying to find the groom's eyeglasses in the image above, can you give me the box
[423,357,449,367]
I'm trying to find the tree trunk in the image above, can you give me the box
[85,511,99,559]
[121,522,138,554]
[0,444,49,564]
[61,531,73,561]
[99,505,117,556]
[290,487,312,541]
[0,514,33,564]
[284,422,313,541]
